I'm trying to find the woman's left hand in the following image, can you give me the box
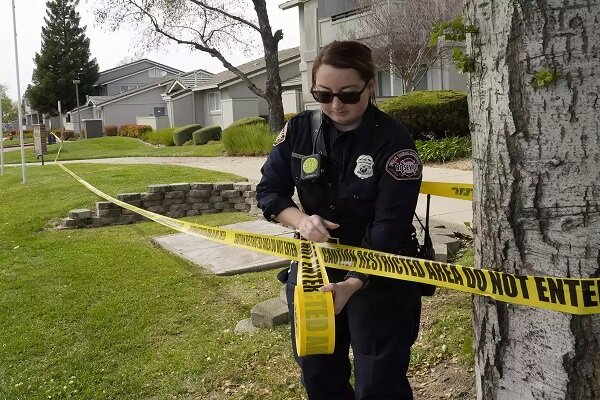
[319,278,364,314]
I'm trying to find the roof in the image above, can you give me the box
[279,0,309,10]
[68,75,176,113]
[194,47,300,90]
[95,59,183,85]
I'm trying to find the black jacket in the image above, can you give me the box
[257,104,422,256]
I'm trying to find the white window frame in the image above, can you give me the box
[208,91,222,113]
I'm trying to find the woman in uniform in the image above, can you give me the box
[257,40,423,400]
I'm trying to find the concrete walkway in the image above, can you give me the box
[55,156,473,231]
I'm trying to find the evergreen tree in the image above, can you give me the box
[28,0,99,115]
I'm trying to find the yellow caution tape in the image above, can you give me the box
[420,181,473,201]
[50,133,600,357]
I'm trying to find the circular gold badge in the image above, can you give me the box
[302,157,318,174]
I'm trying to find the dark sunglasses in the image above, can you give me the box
[311,81,370,104]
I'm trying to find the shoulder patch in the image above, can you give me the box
[385,149,422,180]
[273,122,288,146]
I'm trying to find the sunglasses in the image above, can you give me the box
[311,81,370,104]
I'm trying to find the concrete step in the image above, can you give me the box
[250,297,289,328]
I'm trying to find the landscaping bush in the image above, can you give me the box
[284,113,296,123]
[222,123,276,156]
[60,130,75,141]
[193,125,222,145]
[143,127,175,146]
[379,90,469,140]
[104,125,118,136]
[118,124,153,138]
[226,116,267,129]
[172,124,201,146]
[416,136,472,163]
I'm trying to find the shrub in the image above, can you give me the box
[104,125,118,136]
[379,90,469,140]
[172,124,202,146]
[222,123,277,156]
[226,116,267,129]
[118,124,153,138]
[416,136,472,163]
[143,128,175,146]
[193,125,222,145]
[61,130,75,141]
[284,113,296,123]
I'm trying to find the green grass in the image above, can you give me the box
[2,136,226,163]
[3,137,34,146]
[141,127,175,146]
[412,248,474,368]
[0,164,308,399]
[0,162,474,398]
[416,136,472,163]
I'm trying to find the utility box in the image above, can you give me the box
[33,124,47,155]
[82,119,103,139]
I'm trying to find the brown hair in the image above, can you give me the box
[311,40,376,88]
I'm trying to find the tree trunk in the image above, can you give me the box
[253,0,284,132]
[466,1,600,399]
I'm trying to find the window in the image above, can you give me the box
[120,85,136,93]
[208,92,221,112]
[153,107,166,117]
[149,67,167,78]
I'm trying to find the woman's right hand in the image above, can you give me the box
[297,214,339,242]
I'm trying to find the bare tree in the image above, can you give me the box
[467,0,600,398]
[93,0,286,131]
[346,0,462,93]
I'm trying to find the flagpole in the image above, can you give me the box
[12,0,26,184]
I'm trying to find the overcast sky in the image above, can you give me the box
[0,0,300,100]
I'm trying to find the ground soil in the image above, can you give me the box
[408,294,476,399]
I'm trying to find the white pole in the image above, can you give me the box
[11,0,26,184]
[0,95,4,176]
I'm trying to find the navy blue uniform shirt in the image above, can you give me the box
[257,104,422,256]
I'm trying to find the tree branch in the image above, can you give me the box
[187,0,261,32]
[126,0,266,98]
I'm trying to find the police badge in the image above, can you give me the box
[354,155,374,179]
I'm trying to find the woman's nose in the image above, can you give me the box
[331,96,344,109]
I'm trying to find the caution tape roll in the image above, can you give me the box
[50,134,600,357]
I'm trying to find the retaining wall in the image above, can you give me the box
[61,182,259,228]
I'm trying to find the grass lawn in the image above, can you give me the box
[1,136,226,164]
[2,137,34,146]
[0,163,473,399]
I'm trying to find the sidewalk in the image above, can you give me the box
[55,156,473,232]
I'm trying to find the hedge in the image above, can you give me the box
[379,90,469,140]
[193,125,222,145]
[226,117,266,129]
[222,123,276,156]
[104,125,118,136]
[118,124,152,138]
[172,124,202,146]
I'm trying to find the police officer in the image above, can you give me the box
[257,40,422,400]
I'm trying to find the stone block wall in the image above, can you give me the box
[61,182,260,229]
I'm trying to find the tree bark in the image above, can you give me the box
[467,1,600,399]
[253,0,285,132]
